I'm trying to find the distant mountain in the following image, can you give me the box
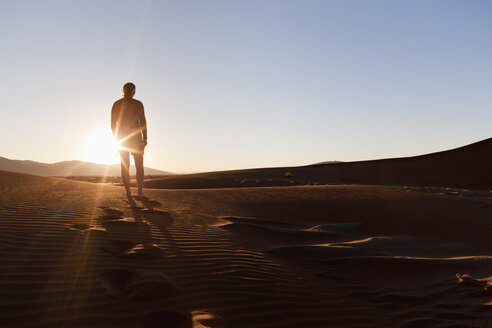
[0,157,171,176]
[312,160,344,165]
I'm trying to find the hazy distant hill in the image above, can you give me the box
[0,157,170,176]
[312,160,344,165]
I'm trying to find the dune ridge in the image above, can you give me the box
[138,137,492,190]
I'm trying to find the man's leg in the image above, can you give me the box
[134,153,145,196]
[119,150,131,196]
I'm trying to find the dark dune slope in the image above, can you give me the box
[143,138,492,190]
[297,137,492,189]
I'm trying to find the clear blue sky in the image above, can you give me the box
[1,0,491,173]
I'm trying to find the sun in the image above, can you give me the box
[84,128,121,164]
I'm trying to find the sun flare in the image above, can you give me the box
[84,128,121,164]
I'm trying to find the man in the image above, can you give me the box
[111,82,147,198]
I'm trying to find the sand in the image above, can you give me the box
[0,170,491,327]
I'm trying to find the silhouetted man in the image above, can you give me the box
[111,82,147,199]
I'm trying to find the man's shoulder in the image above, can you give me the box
[112,98,143,108]
[132,98,144,107]
[113,98,124,107]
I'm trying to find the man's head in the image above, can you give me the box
[123,82,136,98]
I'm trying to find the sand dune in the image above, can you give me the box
[0,170,490,327]
[140,137,492,190]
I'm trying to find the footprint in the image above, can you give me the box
[101,269,180,301]
[134,196,162,207]
[63,226,86,241]
[105,239,137,255]
[98,207,125,221]
[98,215,123,222]
[126,204,144,209]
[99,207,124,217]
[220,216,305,229]
[137,208,170,215]
[126,270,180,301]
[308,222,362,233]
[102,218,151,231]
[84,228,108,244]
[142,311,192,328]
[70,223,91,231]
[119,243,164,260]
[192,310,227,328]
[100,269,136,297]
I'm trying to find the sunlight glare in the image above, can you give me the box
[84,128,120,164]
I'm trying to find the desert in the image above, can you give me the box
[0,139,491,327]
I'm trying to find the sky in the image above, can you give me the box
[1,0,491,173]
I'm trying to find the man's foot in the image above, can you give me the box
[137,190,146,198]
[126,193,136,207]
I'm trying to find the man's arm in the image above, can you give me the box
[139,103,147,146]
[111,102,118,136]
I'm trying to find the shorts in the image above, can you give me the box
[118,134,145,155]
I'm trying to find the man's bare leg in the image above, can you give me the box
[119,150,132,197]
[134,153,145,197]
